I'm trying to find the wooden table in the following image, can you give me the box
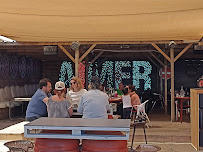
[14,97,31,117]
[14,98,31,102]
[174,97,190,123]
[24,117,130,140]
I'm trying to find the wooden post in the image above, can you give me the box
[164,59,168,114]
[170,48,175,121]
[75,48,79,77]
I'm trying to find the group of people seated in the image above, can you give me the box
[25,77,141,122]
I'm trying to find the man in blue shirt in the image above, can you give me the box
[26,78,52,121]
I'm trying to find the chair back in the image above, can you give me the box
[24,84,29,96]
[134,100,149,116]
[4,86,13,100]
[15,86,22,97]
[10,86,18,98]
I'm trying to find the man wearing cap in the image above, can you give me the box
[26,78,52,121]
[78,76,110,119]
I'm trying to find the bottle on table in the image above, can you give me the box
[180,86,185,97]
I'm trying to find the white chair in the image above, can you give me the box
[28,84,33,96]
[15,86,22,97]
[24,84,29,96]
[133,100,152,128]
[0,88,8,109]
[20,86,26,97]
[10,86,21,106]
[3,86,17,120]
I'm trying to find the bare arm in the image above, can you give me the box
[131,93,141,106]
[42,97,49,104]
[68,107,73,116]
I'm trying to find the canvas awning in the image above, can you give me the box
[0,0,203,43]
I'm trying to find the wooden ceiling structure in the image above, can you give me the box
[0,0,203,121]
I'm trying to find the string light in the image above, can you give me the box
[78,62,85,87]
[132,61,152,90]
[59,61,73,85]
[115,61,131,88]
[100,61,114,88]
[59,60,152,90]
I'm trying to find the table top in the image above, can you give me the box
[14,97,31,101]
[25,117,130,128]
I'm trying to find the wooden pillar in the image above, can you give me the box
[75,48,79,77]
[170,48,175,121]
[164,59,168,114]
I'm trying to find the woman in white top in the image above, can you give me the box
[66,77,87,108]
[121,87,132,119]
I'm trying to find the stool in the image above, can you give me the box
[129,121,147,152]
[82,131,128,152]
[4,140,33,152]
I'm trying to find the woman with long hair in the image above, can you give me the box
[43,81,73,118]
[66,77,87,107]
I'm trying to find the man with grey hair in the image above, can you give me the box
[78,76,110,119]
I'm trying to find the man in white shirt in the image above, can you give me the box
[78,76,110,119]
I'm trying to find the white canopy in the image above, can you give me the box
[0,0,203,42]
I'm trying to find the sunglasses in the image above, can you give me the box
[70,82,76,85]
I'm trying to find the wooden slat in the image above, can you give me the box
[147,56,160,68]
[79,44,97,62]
[151,43,171,62]
[191,88,203,151]
[170,48,175,121]
[174,43,193,62]
[90,52,104,64]
[149,52,165,67]
[164,59,168,115]
[93,49,156,53]
[58,45,75,63]
[3,40,184,46]
[75,49,79,77]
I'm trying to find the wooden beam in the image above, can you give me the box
[90,52,104,64]
[151,43,171,62]
[75,49,79,77]
[147,56,161,68]
[164,58,168,115]
[148,52,165,67]
[94,49,156,53]
[58,45,75,63]
[6,40,185,46]
[79,44,97,62]
[170,48,175,122]
[174,43,193,62]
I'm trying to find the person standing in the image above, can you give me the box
[78,76,110,119]
[128,85,141,108]
[43,81,73,118]
[66,77,87,108]
[26,78,52,121]
[122,87,132,119]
